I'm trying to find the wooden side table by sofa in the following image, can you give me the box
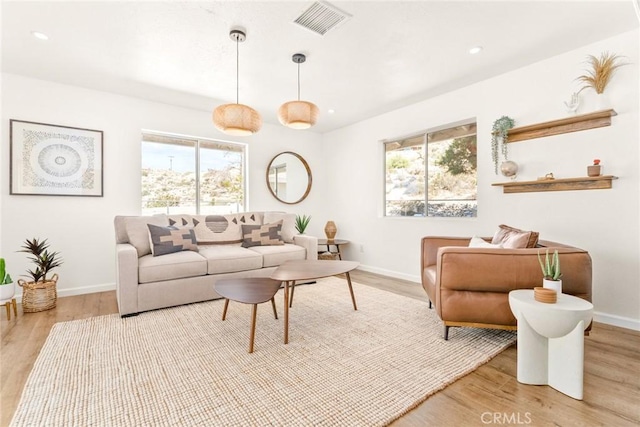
[508,289,593,399]
[317,239,349,260]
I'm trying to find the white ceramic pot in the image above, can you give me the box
[0,282,15,301]
[543,278,562,294]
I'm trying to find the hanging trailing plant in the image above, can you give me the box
[491,116,515,174]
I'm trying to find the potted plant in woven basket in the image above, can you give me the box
[17,238,63,312]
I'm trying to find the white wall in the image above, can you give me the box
[1,74,325,296]
[2,30,638,330]
[322,30,640,330]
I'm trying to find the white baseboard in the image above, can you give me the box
[594,311,640,331]
[356,264,420,284]
[14,282,116,302]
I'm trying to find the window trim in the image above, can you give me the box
[141,130,248,214]
[382,118,477,218]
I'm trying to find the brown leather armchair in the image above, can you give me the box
[421,236,592,339]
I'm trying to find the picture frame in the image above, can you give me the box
[10,120,104,197]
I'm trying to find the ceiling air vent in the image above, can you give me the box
[293,1,352,36]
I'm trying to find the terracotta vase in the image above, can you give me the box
[587,165,601,177]
[324,221,337,241]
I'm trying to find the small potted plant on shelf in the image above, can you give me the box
[491,116,515,175]
[538,249,562,294]
[17,238,63,312]
[588,159,602,177]
[0,258,15,301]
[295,214,311,234]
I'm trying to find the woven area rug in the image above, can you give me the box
[12,278,515,427]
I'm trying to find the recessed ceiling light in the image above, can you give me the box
[469,46,483,55]
[328,109,335,114]
[31,31,49,40]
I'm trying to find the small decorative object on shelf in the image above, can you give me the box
[324,221,337,242]
[17,238,63,313]
[564,92,580,114]
[538,249,562,294]
[537,173,555,181]
[294,214,311,234]
[491,116,516,174]
[500,160,519,180]
[534,287,557,304]
[588,159,602,177]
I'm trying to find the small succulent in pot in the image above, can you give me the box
[295,214,311,234]
[588,159,602,177]
[538,249,562,281]
[0,258,12,285]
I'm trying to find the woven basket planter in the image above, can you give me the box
[318,252,338,261]
[17,274,58,312]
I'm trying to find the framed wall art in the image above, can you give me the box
[10,120,103,197]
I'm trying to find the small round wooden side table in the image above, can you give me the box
[317,238,350,260]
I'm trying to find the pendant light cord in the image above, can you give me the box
[236,36,239,104]
[297,62,301,101]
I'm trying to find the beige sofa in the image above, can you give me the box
[114,211,317,317]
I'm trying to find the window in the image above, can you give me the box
[384,122,477,217]
[141,132,246,215]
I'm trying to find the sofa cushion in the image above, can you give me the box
[198,245,263,274]
[247,243,306,267]
[263,212,297,243]
[125,215,168,257]
[192,213,262,244]
[138,251,207,284]
[469,236,502,248]
[147,224,198,256]
[491,224,539,249]
[241,221,284,248]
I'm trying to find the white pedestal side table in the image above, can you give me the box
[508,289,593,400]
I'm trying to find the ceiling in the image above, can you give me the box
[2,1,638,134]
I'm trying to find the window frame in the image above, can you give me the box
[382,119,477,218]
[141,130,248,215]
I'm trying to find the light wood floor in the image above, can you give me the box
[2,270,639,426]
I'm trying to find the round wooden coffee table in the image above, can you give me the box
[215,278,282,353]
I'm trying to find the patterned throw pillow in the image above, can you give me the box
[147,224,198,256]
[192,213,262,244]
[241,221,284,248]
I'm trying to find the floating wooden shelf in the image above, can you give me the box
[506,109,617,143]
[492,175,618,193]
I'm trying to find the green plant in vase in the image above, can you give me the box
[491,116,515,174]
[19,238,63,283]
[294,214,311,234]
[0,258,12,285]
[538,249,562,281]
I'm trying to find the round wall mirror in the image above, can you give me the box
[266,151,312,204]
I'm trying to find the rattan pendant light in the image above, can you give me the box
[213,30,262,136]
[278,53,319,130]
